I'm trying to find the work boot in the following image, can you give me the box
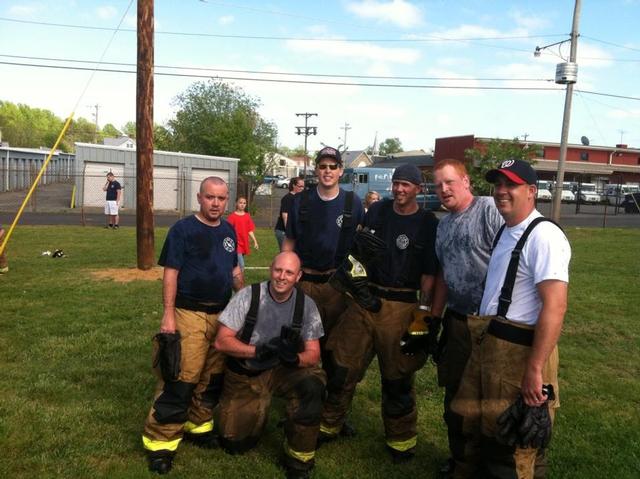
[439,457,455,478]
[0,266,8,274]
[279,454,312,479]
[340,420,357,437]
[316,430,338,448]
[386,445,415,465]
[183,431,219,449]
[147,454,173,475]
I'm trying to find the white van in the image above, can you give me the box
[550,181,576,202]
[605,184,640,205]
[536,180,553,201]
[574,183,601,203]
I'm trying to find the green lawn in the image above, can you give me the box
[0,226,638,478]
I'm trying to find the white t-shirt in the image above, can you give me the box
[479,210,571,325]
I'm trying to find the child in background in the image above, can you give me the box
[0,224,8,274]
[226,196,259,271]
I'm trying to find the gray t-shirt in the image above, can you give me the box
[435,196,503,314]
[218,281,324,345]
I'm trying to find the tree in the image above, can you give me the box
[121,121,136,139]
[465,138,538,195]
[102,123,121,138]
[153,124,173,151]
[378,137,403,156]
[168,80,277,177]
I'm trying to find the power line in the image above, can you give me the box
[581,35,640,53]
[0,16,565,43]
[1,59,638,101]
[0,53,554,82]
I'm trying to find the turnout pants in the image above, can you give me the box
[450,317,560,479]
[219,364,327,472]
[299,278,347,340]
[320,298,427,452]
[142,308,225,455]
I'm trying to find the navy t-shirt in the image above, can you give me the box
[275,192,295,231]
[286,188,364,271]
[364,199,439,289]
[106,180,121,201]
[158,215,238,304]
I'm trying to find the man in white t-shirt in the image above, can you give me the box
[450,160,570,479]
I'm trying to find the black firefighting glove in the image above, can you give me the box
[153,332,181,382]
[329,255,382,313]
[400,313,442,358]
[254,337,280,362]
[518,385,555,449]
[351,228,387,266]
[277,325,302,367]
[496,385,555,449]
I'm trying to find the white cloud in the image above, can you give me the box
[8,4,40,16]
[346,0,423,28]
[218,15,234,26]
[423,68,481,96]
[285,39,420,64]
[606,108,640,120]
[96,5,117,20]
[509,11,550,31]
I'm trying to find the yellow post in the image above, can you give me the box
[0,114,74,256]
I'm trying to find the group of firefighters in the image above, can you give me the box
[140,146,571,479]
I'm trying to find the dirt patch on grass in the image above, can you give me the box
[89,267,163,283]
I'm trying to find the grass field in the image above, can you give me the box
[0,225,638,478]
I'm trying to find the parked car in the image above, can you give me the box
[573,183,601,203]
[550,181,576,202]
[536,180,553,201]
[276,177,290,189]
[604,184,640,205]
[621,192,640,213]
[262,174,285,184]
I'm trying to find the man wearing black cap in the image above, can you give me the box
[284,147,364,337]
[319,163,441,463]
[449,159,571,478]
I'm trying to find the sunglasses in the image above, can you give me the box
[317,164,339,170]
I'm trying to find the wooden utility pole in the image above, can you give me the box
[136,0,155,269]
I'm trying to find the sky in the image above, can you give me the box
[1,0,639,154]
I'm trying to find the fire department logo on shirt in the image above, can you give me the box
[396,234,410,250]
[223,237,235,252]
[336,214,343,228]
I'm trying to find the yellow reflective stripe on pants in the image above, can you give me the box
[386,435,417,452]
[319,423,340,436]
[184,419,213,434]
[284,439,315,463]
[142,435,182,452]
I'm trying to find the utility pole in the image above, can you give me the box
[341,122,351,151]
[551,0,581,222]
[88,104,100,143]
[295,113,318,177]
[136,0,154,270]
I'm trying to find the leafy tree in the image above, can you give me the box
[465,138,538,195]
[0,100,65,148]
[121,121,136,139]
[102,123,121,138]
[153,124,173,151]
[168,80,277,177]
[377,137,403,156]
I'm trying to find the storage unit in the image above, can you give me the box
[74,143,239,212]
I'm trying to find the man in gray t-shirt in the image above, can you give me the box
[432,159,503,477]
[214,251,326,478]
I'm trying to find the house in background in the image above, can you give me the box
[103,135,135,149]
[342,150,373,168]
[266,152,299,178]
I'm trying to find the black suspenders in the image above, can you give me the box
[238,283,306,344]
[492,217,561,318]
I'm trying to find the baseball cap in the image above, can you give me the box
[392,164,423,185]
[485,159,537,185]
[315,146,342,165]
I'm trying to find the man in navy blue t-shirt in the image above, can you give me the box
[103,172,122,229]
[320,164,441,463]
[284,147,364,336]
[142,176,243,474]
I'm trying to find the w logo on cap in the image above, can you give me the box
[501,160,515,168]
[321,147,337,156]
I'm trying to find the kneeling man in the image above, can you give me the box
[214,251,326,479]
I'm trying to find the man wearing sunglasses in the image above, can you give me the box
[284,147,364,336]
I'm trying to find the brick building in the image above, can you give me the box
[434,135,640,187]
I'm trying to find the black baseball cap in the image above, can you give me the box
[392,164,423,185]
[315,146,342,166]
[486,159,537,185]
